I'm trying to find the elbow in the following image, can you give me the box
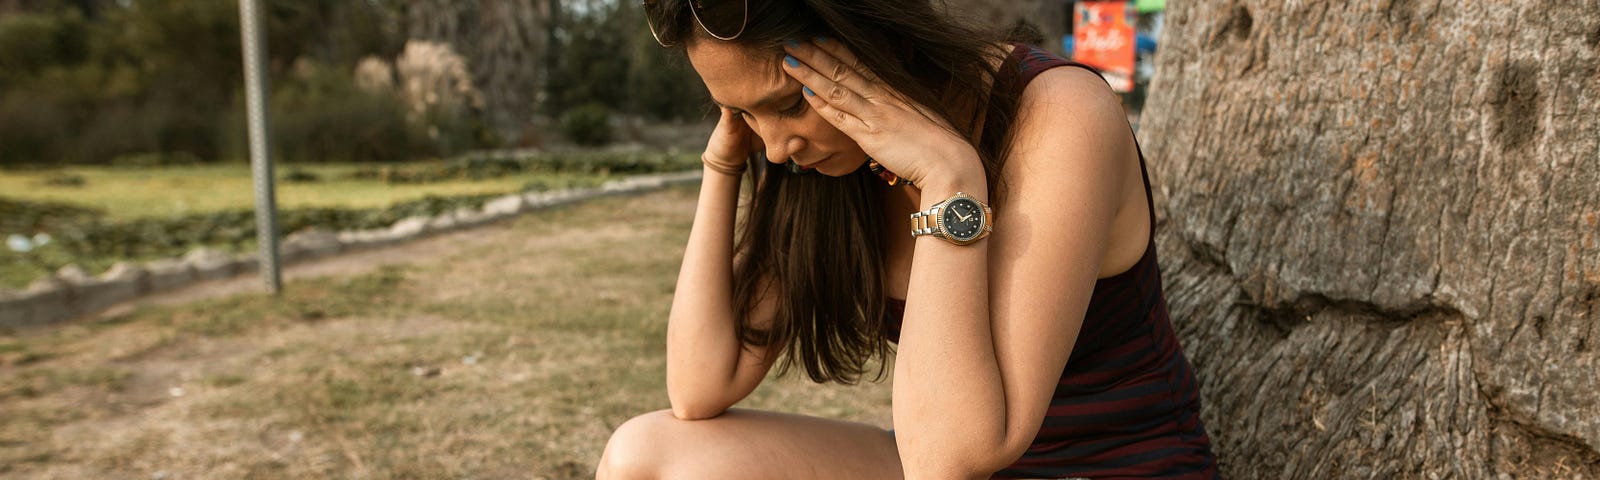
[939,437,1031,477]
[974,438,1032,476]
[668,402,728,421]
[665,386,731,420]
[905,440,1025,479]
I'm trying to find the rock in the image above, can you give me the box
[390,216,430,238]
[55,264,89,282]
[144,258,194,293]
[283,228,342,261]
[183,248,238,281]
[483,194,525,216]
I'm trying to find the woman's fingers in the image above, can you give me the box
[789,83,867,136]
[782,40,883,101]
[780,52,875,125]
[805,37,879,84]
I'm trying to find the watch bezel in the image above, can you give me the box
[934,192,987,245]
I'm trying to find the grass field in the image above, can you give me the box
[0,186,895,479]
[0,153,701,289]
[0,163,613,221]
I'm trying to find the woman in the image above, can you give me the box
[599,0,1216,478]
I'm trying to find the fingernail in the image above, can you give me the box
[784,55,799,67]
[785,39,800,48]
[815,36,830,44]
[803,86,814,97]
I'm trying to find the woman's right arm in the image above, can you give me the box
[665,109,779,420]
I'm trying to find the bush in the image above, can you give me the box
[0,92,71,165]
[264,60,429,163]
[281,170,321,183]
[0,10,88,85]
[40,173,86,187]
[109,151,203,168]
[344,151,699,184]
[0,196,104,237]
[24,193,505,262]
[560,103,615,147]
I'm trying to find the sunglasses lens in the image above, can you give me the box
[692,0,747,40]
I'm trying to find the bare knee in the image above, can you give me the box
[597,409,679,480]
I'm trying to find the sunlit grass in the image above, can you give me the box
[0,162,609,221]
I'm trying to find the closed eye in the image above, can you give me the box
[776,95,807,119]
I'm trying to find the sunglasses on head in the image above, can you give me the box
[642,0,749,46]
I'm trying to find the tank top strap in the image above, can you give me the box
[1010,42,1103,89]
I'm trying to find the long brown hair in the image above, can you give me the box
[652,0,1038,384]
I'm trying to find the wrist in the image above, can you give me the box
[916,167,988,210]
[701,157,746,178]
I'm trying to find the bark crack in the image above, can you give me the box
[1367,176,1402,303]
[1255,291,1462,334]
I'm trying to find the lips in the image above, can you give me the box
[795,154,831,170]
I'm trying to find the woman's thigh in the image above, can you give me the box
[597,408,903,480]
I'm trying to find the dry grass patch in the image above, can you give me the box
[0,186,894,479]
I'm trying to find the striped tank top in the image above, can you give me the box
[885,43,1218,479]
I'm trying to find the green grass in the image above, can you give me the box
[0,163,611,221]
[0,186,894,479]
[0,152,701,289]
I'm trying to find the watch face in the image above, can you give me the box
[939,197,985,242]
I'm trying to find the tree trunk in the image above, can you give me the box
[1141,1,1600,477]
[405,0,555,145]
[475,0,554,144]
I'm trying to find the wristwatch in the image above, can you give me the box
[909,192,992,245]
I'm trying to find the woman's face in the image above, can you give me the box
[686,40,868,177]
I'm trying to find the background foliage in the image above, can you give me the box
[0,0,709,166]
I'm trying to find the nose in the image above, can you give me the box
[753,119,806,165]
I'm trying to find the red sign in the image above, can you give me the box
[1073,1,1136,92]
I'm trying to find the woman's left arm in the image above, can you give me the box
[896,67,1138,478]
[781,41,1139,479]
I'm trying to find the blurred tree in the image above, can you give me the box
[942,0,1066,55]
[0,0,710,164]
[401,0,558,146]
[545,0,705,122]
[0,0,416,165]
[0,8,87,88]
[1142,2,1600,478]
[266,59,425,163]
[544,1,630,115]
[475,0,556,144]
[620,1,709,122]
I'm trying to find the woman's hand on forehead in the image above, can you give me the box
[779,38,982,188]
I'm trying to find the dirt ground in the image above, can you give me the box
[0,185,894,479]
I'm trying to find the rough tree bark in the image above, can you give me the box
[1141,1,1600,477]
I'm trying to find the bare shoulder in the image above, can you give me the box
[1003,65,1137,189]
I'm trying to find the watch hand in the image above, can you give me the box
[956,212,971,222]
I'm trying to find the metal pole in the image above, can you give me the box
[239,0,282,295]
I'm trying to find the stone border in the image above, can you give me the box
[0,170,703,328]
